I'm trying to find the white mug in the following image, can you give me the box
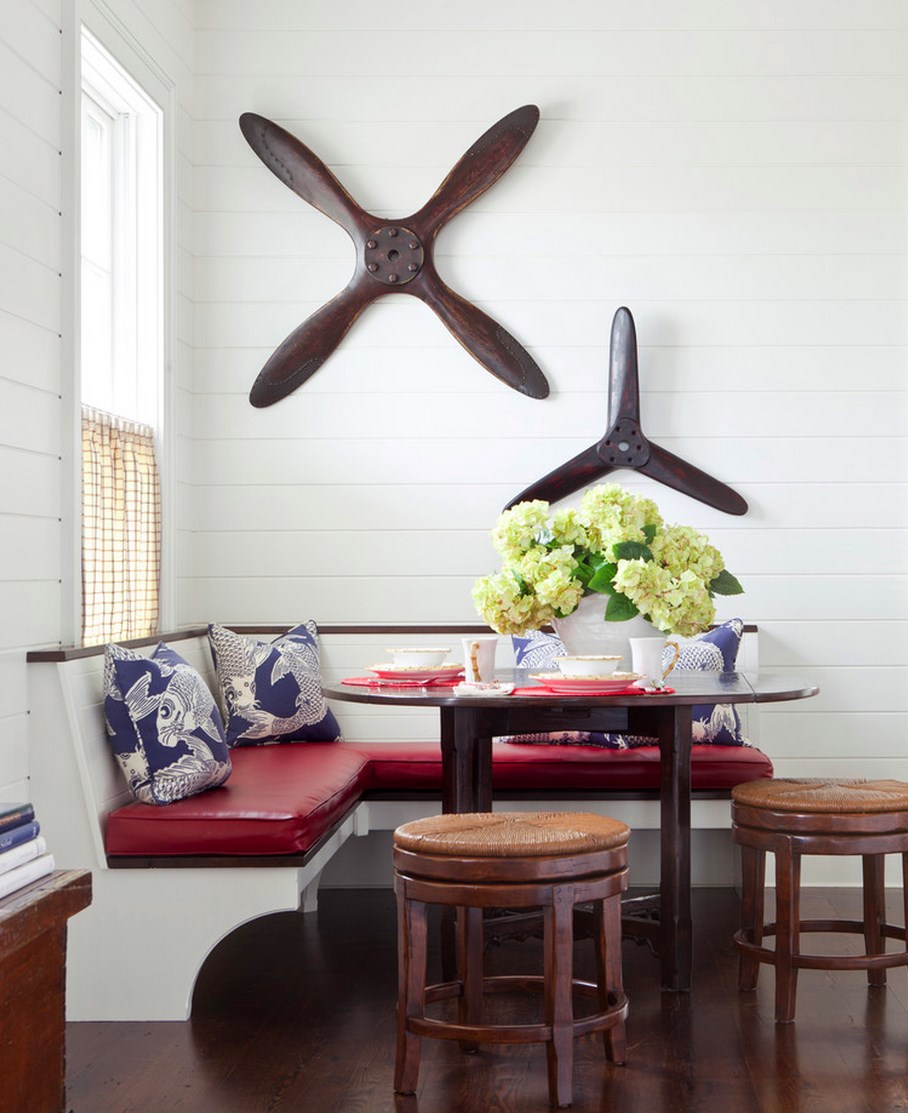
[461,636,499,683]
[629,637,681,689]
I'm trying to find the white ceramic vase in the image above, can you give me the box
[552,593,663,671]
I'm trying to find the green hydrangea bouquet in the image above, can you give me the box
[472,483,743,637]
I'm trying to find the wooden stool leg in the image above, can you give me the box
[457,905,483,1053]
[395,887,429,1095]
[544,885,575,1108]
[774,840,801,1023]
[862,854,887,987]
[593,894,627,1065]
[903,853,908,969]
[738,843,766,992]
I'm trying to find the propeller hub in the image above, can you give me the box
[364,226,424,285]
[597,419,650,467]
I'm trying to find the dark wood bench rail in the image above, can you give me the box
[26,623,758,662]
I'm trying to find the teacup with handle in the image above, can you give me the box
[629,637,681,689]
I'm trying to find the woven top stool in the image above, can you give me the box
[731,777,908,1023]
[393,811,630,1108]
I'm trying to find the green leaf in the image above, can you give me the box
[613,540,653,562]
[573,557,594,589]
[643,523,657,544]
[709,569,744,596]
[588,560,618,594]
[604,592,640,622]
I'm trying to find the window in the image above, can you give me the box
[79,29,164,644]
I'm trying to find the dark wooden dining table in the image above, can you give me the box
[323,669,819,991]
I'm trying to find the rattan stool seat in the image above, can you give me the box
[733,777,908,814]
[393,810,630,1107]
[394,810,629,857]
[732,777,908,1023]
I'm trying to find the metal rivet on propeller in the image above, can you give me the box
[363,225,425,287]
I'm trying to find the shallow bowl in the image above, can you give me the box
[386,646,450,668]
[553,654,622,678]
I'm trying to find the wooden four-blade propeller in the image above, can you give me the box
[239,105,549,406]
[505,306,748,515]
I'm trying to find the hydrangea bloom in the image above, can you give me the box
[492,500,550,560]
[472,483,742,636]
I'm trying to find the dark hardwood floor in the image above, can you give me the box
[66,887,908,1112]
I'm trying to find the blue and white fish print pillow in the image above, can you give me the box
[208,622,342,746]
[670,618,746,745]
[103,642,232,806]
[509,619,748,746]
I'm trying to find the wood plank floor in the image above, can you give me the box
[66,887,908,1112]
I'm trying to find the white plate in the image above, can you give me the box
[529,672,640,694]
[368,663,464,682]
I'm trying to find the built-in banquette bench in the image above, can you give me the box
[27,624,769,1022]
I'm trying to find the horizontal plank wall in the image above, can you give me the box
[190,0,908,850]
[0,0,194,804]
[0,0,64,803]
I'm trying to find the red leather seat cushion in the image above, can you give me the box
[351,740,772,794]
[105,744,368,857]
[105,739,772,858]
[492,741,773,792]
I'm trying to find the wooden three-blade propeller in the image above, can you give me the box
[239,105,549,407]
[505,306,748,515]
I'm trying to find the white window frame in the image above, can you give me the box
[80,30,162,427]
[63,6,176,642]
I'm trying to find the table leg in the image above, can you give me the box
[439,707,494,984]
[657,705,693,992]
[440,707,493,814]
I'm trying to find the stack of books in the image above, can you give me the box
[0,802,54,900]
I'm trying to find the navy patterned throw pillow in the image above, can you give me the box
[103,643,232,806]
[208,622,342,747]
[671,619,746,745]
[508,619,748,747]
[511,629,567,670]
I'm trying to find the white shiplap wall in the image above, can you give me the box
[0,0,194,801]
[190,0,908,798]
[0,0,64,802]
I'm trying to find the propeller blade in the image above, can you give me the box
[417,268,549,398]
[249,274,380,407]
[608,306,641,424]
[640,442,749,515]
[504,445,611,510]
[239,112,372,239]
[409,105,540,236]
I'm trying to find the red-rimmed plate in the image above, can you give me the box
[367,663,465,682]
[529,672,641,694]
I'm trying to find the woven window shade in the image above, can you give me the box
[81,406,161,645]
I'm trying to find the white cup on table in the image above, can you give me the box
[461,636,499,683]
[630,637,681,689]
